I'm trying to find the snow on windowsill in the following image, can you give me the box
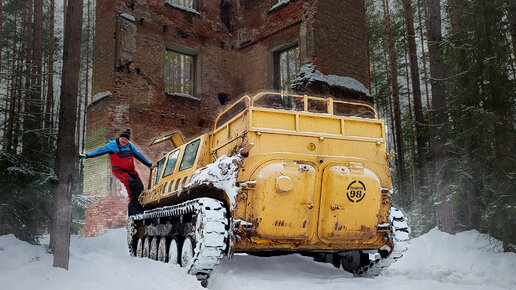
[120,13,135,22]
[165,92,201,101]
[269,0,292,13]
[165,2,201,16]
[90,91,112,105]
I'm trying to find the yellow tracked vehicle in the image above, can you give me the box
[126,92,409,285]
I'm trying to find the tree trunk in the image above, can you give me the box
[0,0,3,74]
[78,0,92,191]
[22,0,33,155]
[46,0,55,132]
[417,0,431,112]
[403,0,428,190]
[4,10,20,152]
[63,0,67,29]
[508,0,516,66]
[371,52,379,112]
[448,0,481,229]
[427,0,455,234]
[382,0,407,205]
[404,46,417,196]
[12,12,26,153]
[383,50,396,154]
[33,0,43,128]
[51,0,84,269]
[13,44,25,152]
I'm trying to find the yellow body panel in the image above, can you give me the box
[246,160,317,241]
[318,165,381,243]
[142,92,393,253]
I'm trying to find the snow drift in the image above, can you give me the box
[1,228,515,290]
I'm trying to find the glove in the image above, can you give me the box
[79,154,87,160]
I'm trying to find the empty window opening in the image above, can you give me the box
[275,45,300,94]
[165,50,194,96]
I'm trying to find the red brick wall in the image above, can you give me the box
[82,196,128,237]
[314,0,368,84]
[83,0,369,237]
[91,0,118,97]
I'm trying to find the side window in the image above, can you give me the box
[179,139,201,171]
[154,157,166,185]
[163,149,180,177]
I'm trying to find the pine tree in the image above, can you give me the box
[51,0,83,269]
[0,0,56,243]
[0,0,69,244]
[45,0,55,132]
[402,0,428,190]
[382,0,407,206]
[427,0,455,235]
[508,0,516,66]
[446,0,515,250]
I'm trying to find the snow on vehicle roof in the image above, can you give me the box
[292,64,371,97]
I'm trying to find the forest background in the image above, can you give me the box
[0,0,514,267]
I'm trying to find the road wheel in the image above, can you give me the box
[142,236,150,258]
[168,237,179,264]
[341,251,362,273]
[150,237,158,260]
[136,237,143,258]
[157,237,167,262]
[180,236,195,269]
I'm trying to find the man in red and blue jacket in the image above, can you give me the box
[80,129,153,215]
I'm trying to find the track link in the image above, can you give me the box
[355,207,410,276]
[127,198,229,284]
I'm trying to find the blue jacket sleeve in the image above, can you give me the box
[85,141,116,158]
[129,142,152,167]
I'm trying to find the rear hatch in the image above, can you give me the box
[317,162,381,243]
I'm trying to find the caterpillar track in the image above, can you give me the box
[313,207,410,277]
[127,198,228,285]
[354,207,410,276]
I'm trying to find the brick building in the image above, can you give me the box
[82,0,370,237]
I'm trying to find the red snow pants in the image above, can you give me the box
[111,168,144,215]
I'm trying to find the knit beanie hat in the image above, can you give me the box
[120,129,131,140]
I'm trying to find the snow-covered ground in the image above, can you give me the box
[1,228,515,290]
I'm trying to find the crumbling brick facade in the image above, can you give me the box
[82,0,369,237]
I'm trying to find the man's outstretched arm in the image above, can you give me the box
[83,140,117,158]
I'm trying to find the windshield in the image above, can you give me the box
[179,139,201,171]
[162,149,180,177]
[154,157,166,185]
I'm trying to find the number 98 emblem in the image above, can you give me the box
[346,180,367,203]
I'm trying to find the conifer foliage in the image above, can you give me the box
[366,0,515,250]
[0,0,59,243]
[0,0,94,251]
